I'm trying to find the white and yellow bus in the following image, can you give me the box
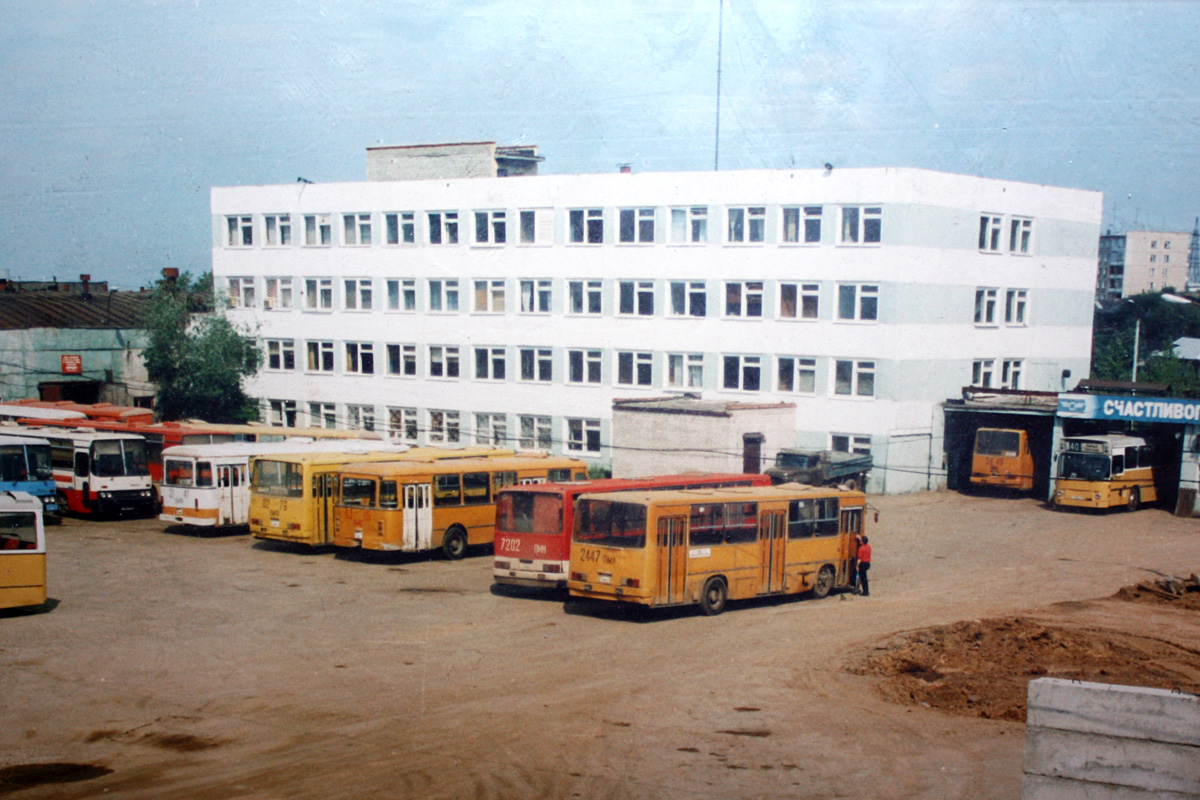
[0,491,47,610]
[1054,434,1157,511]
[568,484,866,615]
[249,446,513,546]
[333,454,588,559]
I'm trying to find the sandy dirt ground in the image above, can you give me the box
[2,490,1199,800]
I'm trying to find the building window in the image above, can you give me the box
[385,212,415,245]
[473,279,506,313]
[670,281,707,317]
[619,280,654,316]
[840,206,881,244]
[567,418,602,454]
[568,349,602,384]
[972,359,995,388]
[386,279,416,311]
[568,280,603,315]
[727,206,765,243]
[309,402,336,429]
[519,415,552,451]
[345,342,375,375]
[264,277,293,310]
[429,410,460,444]
[834,360,875,397]
[268,399,297,427]
[304,278,333,311]
[979,214,1003,251]
[428,279,459,312]
[519,279,551,313]
[619,208,655,243]
[569,208,604,243]
[975,288,998,325]
[265,214,291,246]
[667,353,704,389]
[1165,255,1171,264]
[1005,289,1028,325]
[344,279,373,311]
[782,206,822,244]
[227,277,255,308]
[265,339,295,371]
[837,284,878,321]
[1001,359,1023,390]
[429,346,460,379]
[428,211,459,245]
[520,348,553,382]
[343,213,372,246]
[226,215,253,247]
[388,407,419,443]
[1150,254,1157,263]
[306,341,335,373]
[346,404,376,432]
[725,281,764,317]
[1009,217,1032,254]
[474,210,507,244]
[832,434,872,455]
[474,347,507,381]
[671,206,707,243]
[304,214,332,246]
[778,356,817,394]
[475,413,508,447]
[1151,240,1158,248]
[780,282,819,319]
[387,344,417,377]
[617,352,653,386]
[517,208,552,244]
[722,355,761,391]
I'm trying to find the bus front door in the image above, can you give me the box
[840,507,863,584]
[402,484,432,551]
[655,516,686,606]
[758,510,786,594]
[315,473,337,544]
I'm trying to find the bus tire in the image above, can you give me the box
[813,565,835,599]
[1126,488,1140,512]
[700,577,727,616]
[842,476,860,492]
[442,526,468,560]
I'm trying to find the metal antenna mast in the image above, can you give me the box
[1189,217,1200,286]
[714,0,724,171]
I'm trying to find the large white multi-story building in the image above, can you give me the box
[212,146,1102,493]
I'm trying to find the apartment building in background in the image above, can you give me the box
[211,144,1102,493]
[1097,229,1191,302]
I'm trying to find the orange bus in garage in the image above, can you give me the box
[970,428,1034,492]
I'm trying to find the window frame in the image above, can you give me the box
[618,280,655,317]
[264,214,292,247]
[777,356,817,394]
[265,339,296,372]
[721,354,762,392]
[669,281,707,318]
[384,211,416,245]
[779,282,819,320]
[726,206,766,244]
[836,284,879,322]
[474,210,507,245]
[519,279,552,314]
[833,359,876,398]
[567,418,602,455]
[724,281,765,318]
[342,213,372,246]
[670,206,708,244]
[427,279,460,313]
[428,345,461,379]
[618,207,656,244]
[569,208,604,244]
[344,342,375,376]
[839,205,882,245]
[567,349,603,385]
[519,347,553,383]
[306,341,335,374]
[567,279,603,316]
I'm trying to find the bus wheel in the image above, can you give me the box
[442,527,468,560]
[842,477,859,491]
[813,565,835,599]
[700,577,727,616]
[1126,488,1140,512]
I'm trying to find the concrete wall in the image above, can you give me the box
[1023,678,1200,800]
[367,142,498,181]
[1121,230,1190,296]
[611,405,794,477]
[0,328,153,405]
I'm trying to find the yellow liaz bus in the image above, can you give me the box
[568,484,865,615]
[333,454,588,559]
[1054,434,1157,511]
[0,490,47,610]
[249,446,513,546]
[970,428,1034,492]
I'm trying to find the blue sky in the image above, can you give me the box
[2,0,1198,288]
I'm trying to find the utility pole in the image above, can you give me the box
[714,0,723,171]
[1132,317,1141,382]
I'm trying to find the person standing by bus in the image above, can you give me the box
[855,535,872,596]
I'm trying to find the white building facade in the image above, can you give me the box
[212,163,1102,493]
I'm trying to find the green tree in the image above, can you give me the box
[1092,291,1200,394]
[143,271,261,422]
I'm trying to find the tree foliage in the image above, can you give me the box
[1092,291,1200,394]
[143,271,262,422]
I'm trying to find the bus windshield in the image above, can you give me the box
[164,458,195,486]
[92,440,150,478]
[0,444,49,481]
[496,492,563,535]
[573,500,647,548]
[976,430,1021,456]
[253,460,304,498]
[1059,452,1111,481]
[0,511,40,550]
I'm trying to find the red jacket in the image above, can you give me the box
[857,543,872,564]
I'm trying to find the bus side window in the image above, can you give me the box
[493,471,517,491]
[548,468,572,482]
[74,452,89,478]
[380,481,398,509]
[788,500,814,539]
[462,472,490,505]
[434,474,461,507]
[815,498,840,537]
[689,503,725,546]
[724,502,758,544]
[1111,454,1125,475]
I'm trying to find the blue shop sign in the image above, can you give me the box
[1057,393,1200,424]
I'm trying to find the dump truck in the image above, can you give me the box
[765,448,872,490]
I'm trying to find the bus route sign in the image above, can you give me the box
[1057,393,1200,424]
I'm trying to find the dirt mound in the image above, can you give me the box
[1114,576,1200,611]
[849,614,1200,722]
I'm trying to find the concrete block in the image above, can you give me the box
[1027,678,1200,747]
[1024,728,1200,795]
[1022,774,1199,800]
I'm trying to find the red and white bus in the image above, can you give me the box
[492,472,772,589]
[0,427,156,517]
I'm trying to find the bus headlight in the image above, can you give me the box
[99,491,112,499]
[1094,493,1102,501]
[1055,489,1063,497]
[140,490,152,498]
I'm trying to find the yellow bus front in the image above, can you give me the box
[1054,440,1157,510]
[0,497,47,609]
[970,428,1034,491]
[249,457,326,544]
